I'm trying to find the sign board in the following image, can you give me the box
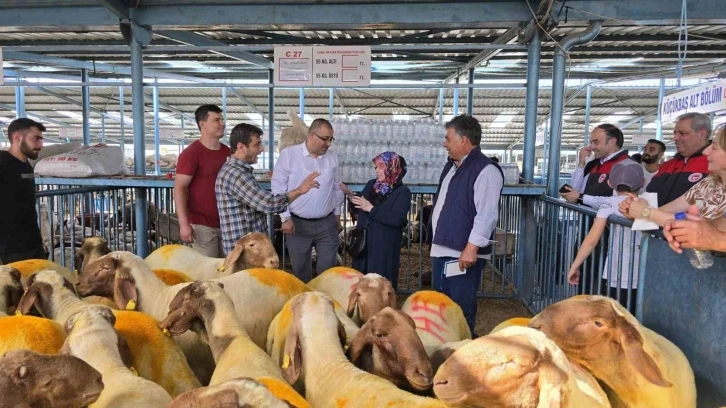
[59,127,83,139]
[274,46,371,87]
[632,132,648,145]
[661,80,726,122]
[535,131,545,147]
[160,127,186,140]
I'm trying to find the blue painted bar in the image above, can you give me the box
[522,27,541,182]
[299,88,305,120]
[640,237,726,406]
[15,71,25,118]
[657,78,666,141]
[153,84,161,175]
[130,23,149,258]
[466,68,474,116]
[81,69,91,146]
[584,85,592,145]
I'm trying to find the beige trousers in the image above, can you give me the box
[191,224,224,258]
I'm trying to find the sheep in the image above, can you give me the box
[159,281,310,408]
[0,266,23,316]
[0,349,104,408]
[61,307,173,408]
[16,270,200,397]
[528,295,696,408]
[309,269,397,325]
[153,268,194,285]
[145,232,280,280]
[346,307,434,393]
[168,377,291,408]
[401,290,472,357]
[429,339,473,375]
[433,326,611,407]
[77,251,310,383]
[489,317,532,334]
[74,236,112,272]
[281,291,448,408]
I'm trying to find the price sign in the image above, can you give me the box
[59,127,84,139]
[160,127,186,140]
[274,46,371,87]
[274,47,313,86]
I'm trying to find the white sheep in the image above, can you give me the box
[144,232,280,280]
[16,270,200,397]
[0,348,104,408]
[61,307,172,408]
[309,269,397,325]
[280,291,448,408]
[77,251,311,384]
[401,290,472,357]
[168,377,291,408]
[160,281,310,408]
[489,316,532,334]
[529,295,696,408]
[433,325,611,407]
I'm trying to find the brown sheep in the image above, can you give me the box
[0,349,104,408]
[346,307,434,393]
[74,236,111,272]
[168,377,292,408]
[346,273,397,325]
[0,266,23,316]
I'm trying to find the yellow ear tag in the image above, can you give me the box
[344,344,349,352]
[162,328,171,337]
[125,300,136,310]
[73,269,78,274]
[217,265,225,272]
[129,367,139,376]
[282,354,290,369]
[15,310,22,316]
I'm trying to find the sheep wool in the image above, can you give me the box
[489,317,532,334]
[152,268,193,285]
[308,267,363,306]
[0,315,64,355]
[7,259,76,284]
[401,290,472,356]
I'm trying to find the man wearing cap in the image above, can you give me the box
[567,159,645,313]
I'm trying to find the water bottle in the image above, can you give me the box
[674,212,714,269]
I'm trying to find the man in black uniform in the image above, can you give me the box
[0,118,47,264]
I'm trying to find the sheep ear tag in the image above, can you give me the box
[282,354,291,369]
[162,328,171,337]
[125,299,137,310]
[217,265,225,272]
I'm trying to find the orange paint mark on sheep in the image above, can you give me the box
[0,316,64,355]
[152,269,193,285]
[155,245,184,261]
[247,268,311,298]
[277,300,293,332]
[413,316,447,344]
[258,377,310,408]
[7,259,61,277]
[335,397,349,408]
[411,299,448,324]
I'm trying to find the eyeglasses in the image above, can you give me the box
[312,131,335,144]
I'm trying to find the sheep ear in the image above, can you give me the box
[537,383,563,408]
[281,317,303,385]
[7,267,21,284]
[16,285,39,316]
[345,324,371,365]
[116,333,134,370]
[618,319,671,387]
[346,286,359,318]
[536,361,568,408]
[220,240,245,273]
[74,250,84,274]
[113,266,138,311]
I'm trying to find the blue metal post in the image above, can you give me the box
[453,87,459,117]
[267,69,276,236]
[180,115,186,149]
[639,119,644,152]
[153,84,161,175]
[130,23,149,258]
[438,87,444,123]
[101,114,106,143]
[656,79,665,141]
[584,85,592,145]
[466,68,474,116]
[522,27,541,182]
[329,88,334,119]
[222,87,227,123]
[14,71,25,118]
[299,88,305,120]
[81,68,91,146]
[119,86,125,154]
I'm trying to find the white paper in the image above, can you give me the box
[444,260,466,277]
[631,192,660,231]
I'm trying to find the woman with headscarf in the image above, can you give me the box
[340,151,411,290]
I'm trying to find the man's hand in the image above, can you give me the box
[626,196,648,220]
[618,196,635,219]
[179,223,195,243]
[297,171,321,194]
[567,266,580,285]
[281,219,295,235]
[578,147,593,167]
[560,186,581,204]
[459,243,479,271]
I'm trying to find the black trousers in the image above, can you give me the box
[0,246,48,265]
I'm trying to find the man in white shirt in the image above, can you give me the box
[639,139,666,193]
[272,119,344,282]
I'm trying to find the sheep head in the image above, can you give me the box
[77,253,137,311]
[434,326,572,408]
[16,270,77,318]
[347,274,397,324]
[220,232,280,274]
[0,266,23,315]
[347,307,433,392]
[75,236,111,273]
[168,377,291,408]
[60,306,134,371]
[282,292,348,385]
[158,281,225,339]
[0,349,104,408]
[528,295,671,388]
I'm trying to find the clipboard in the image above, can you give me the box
[444,259,466,277]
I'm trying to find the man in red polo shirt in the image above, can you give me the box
[174,104,230,257]
[646,112,711,206]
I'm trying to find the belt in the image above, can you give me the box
[291,212,333,221]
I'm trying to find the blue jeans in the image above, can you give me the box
[431,256,485,337]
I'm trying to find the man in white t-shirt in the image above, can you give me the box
[639,139,666,193]
[567,159,645,313]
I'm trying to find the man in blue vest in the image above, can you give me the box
[429,114,504,336]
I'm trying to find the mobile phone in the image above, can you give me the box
[559,184,573,194]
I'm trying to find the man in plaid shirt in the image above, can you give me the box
[215,123,321,255]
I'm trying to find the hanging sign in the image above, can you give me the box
[59,127,83,139]
[661,80,726,122]
[160,127,186,140]
[274,46,371,87]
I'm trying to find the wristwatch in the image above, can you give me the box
[281,216,290,223]
[641,206,653,220]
